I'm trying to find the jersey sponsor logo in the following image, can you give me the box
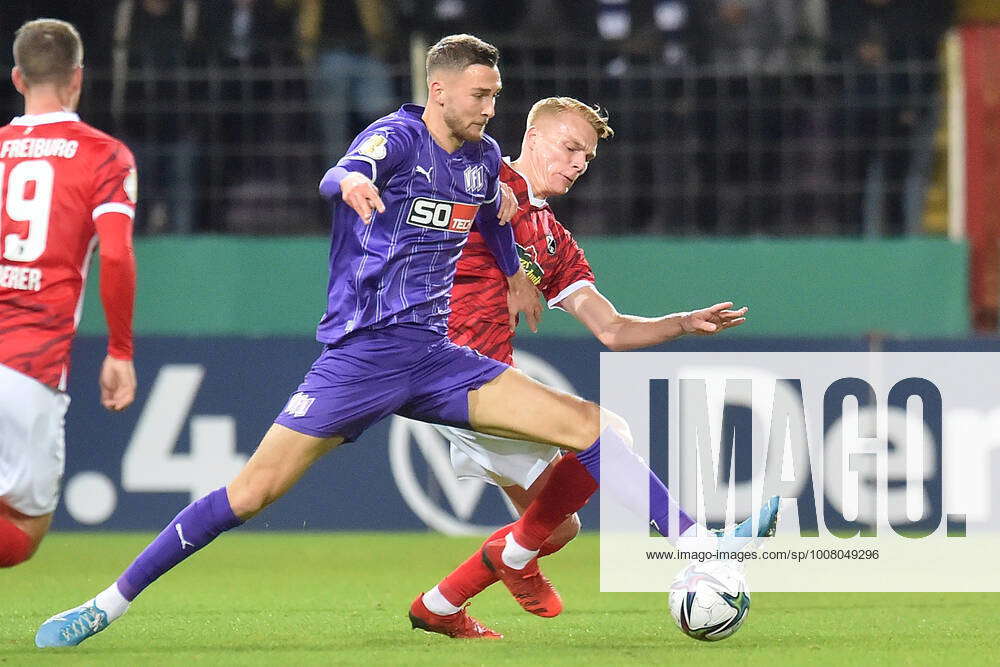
[283,392,315,417]
[464,165,485,194]
[356,133,388,160]
[124,168,138,203]
[406,197,478,233]
[516,243,543,286]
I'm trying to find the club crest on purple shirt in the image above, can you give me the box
[464,165,486,194]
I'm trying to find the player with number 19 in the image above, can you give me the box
[0,18,138,568]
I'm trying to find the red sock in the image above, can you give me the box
[437,524,574,608]
[512,453,597,550]
[0,518,33,567]
[438,525,512,607]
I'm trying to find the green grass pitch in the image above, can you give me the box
[3,532,996,665]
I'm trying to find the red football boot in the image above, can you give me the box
[481,538,563,618]
[408,594,503,639]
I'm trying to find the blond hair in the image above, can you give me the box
[526,97,614,139]
[13,18,83,86]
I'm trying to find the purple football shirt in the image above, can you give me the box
[316,104,515,345]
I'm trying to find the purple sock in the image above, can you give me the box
[116,487,243,601]
[576,432,696,539]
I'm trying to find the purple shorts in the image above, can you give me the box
[274,324,509,442]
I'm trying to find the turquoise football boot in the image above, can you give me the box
[35,600,110,648]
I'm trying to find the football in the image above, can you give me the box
[668,560,751,641]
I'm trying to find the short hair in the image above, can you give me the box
[13,18,83,87]
[425,34,499,78]
[527,97,615,140]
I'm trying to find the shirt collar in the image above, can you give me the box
[10,111,80,126]
[400,103,424,119]
[503,156,548,208]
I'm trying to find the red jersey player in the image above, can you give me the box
[410,97,750,637]
[0,19,138,567]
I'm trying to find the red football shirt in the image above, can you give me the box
[0,112,136,390]
[449,160,595,364]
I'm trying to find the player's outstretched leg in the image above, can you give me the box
[36,425,337,648]
[36,486,242,647]
[408,593,503,639]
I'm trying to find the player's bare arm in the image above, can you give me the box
[339,171,385,223]
[560,286,747,350]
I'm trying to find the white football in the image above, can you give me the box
[668,560,751,641]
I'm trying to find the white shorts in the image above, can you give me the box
[0,363,69,516]
[435,424,561,489]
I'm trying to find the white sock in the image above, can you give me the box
[94,582,130,622]
[422,586,462,616]
[500,532,539,570]
[675,524,718,554]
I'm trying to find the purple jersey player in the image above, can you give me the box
[269,98,534,442]
[314,103,519,346]
[36,34,780,648]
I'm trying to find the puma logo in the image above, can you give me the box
[175,523,195,550]
[415,165,433,182]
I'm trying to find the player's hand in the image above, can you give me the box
[340,172,385,224]
[497,181,517,225]
[681,302,748,336]
[100,355,137,411]
[506,268,541,333]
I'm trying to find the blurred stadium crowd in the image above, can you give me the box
[1,0,991,237]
